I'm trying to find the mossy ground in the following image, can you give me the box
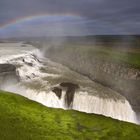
[0,90,140,140]
[50,44,140,69]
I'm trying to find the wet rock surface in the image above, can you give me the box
[52,87,62,99]
[0,64,19,88]
[52,82,79,108]
[0,64,16,73]
[46,50,140,113]
[60,82,79,108]
[60,82,79,89]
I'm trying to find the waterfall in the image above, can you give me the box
[14,88,137,124]
[0,43,138,124]
[73,92,137,123]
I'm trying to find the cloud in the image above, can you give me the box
[0,0,140,35]
[0,16,90,37]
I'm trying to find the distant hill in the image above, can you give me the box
[1,35,140,48]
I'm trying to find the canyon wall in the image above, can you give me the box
[44,46,140,113]
[0,64,19,89]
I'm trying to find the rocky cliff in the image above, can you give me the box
[45,47,140,114]
[0,64,19,89]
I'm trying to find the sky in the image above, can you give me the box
[0,0,140,37]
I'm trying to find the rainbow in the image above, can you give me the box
[0,13,82,29]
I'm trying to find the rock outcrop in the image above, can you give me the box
[60,82,79,107]
[0,64,19,89]
[45,47,140,114]
[52,82,79,108]
[52,87,62,99]
[0,64,16,73]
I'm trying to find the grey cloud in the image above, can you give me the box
[0,0,140,35]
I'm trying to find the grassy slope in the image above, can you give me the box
[83,46,140,69]
[0,91,140,140]
[51,44,140,69]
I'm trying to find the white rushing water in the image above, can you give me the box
[15,89,136,123]
[0,42,138,124]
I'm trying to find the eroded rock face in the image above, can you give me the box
[0,64,19,89]
[60,82,79,107]
[60,82,79,89]
[52,87,62,99]
[45,49,140,113]
[52,82,79,108]
[0,64,16,73]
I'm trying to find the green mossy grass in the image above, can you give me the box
[0,90,140,140]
